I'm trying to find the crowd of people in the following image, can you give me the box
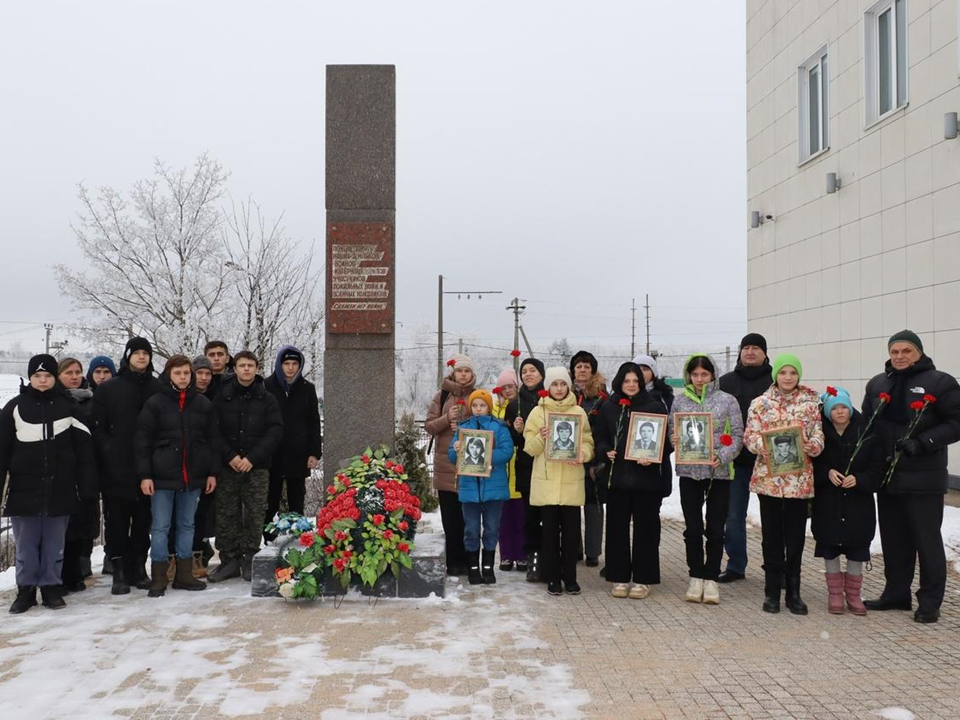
[2,328,957,625]
[0,338,321,613]
[427,330,960,624]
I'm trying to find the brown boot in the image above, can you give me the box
[191,551,208,579]
[166,555,176,582]
[149,561,169,598]
[172,557,207,591]
[843,572,867,616]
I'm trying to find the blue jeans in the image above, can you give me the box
[150,488,202,562]
[462,500,505,552]
[723,464,752,574]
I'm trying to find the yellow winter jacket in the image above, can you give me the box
[493,400,521,499]
[523,391,595,507]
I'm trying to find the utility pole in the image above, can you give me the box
[630,298,636,357]
[725,345,732,373]
[43,323,68,357]
[506,297,526,373]
[44,323,52,354]
[458,338,464,354]
[519,325,534,357]
[437,275,502,385]
[644,293,651,354]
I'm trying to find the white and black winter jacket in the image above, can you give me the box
[0,384,98,516]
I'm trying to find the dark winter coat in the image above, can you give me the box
[424,374,477,493]
[647,379,675,497]
[718,360,773,468]
[135,382,221,492]
[64,386,101,541]
[862,355,960,494]
[576,387,609,503]
[92,369,162,499]
[214,375,284,468]
[811,410,883,550]
[594,363,668,495]
[0,385,98,516]
[265,354,322,480]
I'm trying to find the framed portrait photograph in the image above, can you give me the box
[675,412,713,465]
[625,412,668,463]
[761,425,807,478]
[545,411,583,462]
[456,428,495,478]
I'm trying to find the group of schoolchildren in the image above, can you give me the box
[429,329,960,624]
[1,337,321,614]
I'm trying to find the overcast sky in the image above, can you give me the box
[0,1,747,360]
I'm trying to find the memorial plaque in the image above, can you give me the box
[326,222,394,334]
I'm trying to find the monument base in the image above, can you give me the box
[250,532,446,599]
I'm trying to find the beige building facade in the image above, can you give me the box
[746,0,960,477]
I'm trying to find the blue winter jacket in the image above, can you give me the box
[448,414,514,503]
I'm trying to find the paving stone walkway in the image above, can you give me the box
[0,518,957,719]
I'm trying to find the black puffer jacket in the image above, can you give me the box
[63,385,101,541]
[214,375,283,468]
[594,363,667,494]
[0,385,98,516]
[92,369,162,499]
[647,379,675,498]
[135,382,221,491]
[863,355,960,494]
[719,360,773,468]
[505,358,546,496]
[577,388,608,503]
[812,410,883,549]
[265,374,322,480]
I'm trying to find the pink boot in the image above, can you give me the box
[843,573,867,616]
[825,572,844,614]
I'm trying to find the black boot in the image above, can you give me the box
[208,557,241,583]
[525,552,540,583]
[240,555,252,582]
[111,559,131,595]
[102,556,114,576]
[9,586,37,614]
[762,571,781,614]
[784,576,808,615]
[126,558,150,590]
[40,585,67,610]
[481,549,497,585]
[79,556,93,579]
[467,551,483,586]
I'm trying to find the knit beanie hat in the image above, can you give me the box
[519,357,545,379]
[87,355,117,377]
[822,386,853,418]
[544,366,573,391]
[569,350,598,377]
[740,333,768,354]
[771,353,802,383]
[448,353,475,373]
[28,354,58,378]
[495,368,520,389]
[468,389,494,414]
[888,329,923,354]
[192,355,213,372]
[124,336,153,362]
[632,353,659,378]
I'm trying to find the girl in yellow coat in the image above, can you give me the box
[523,367,595,596]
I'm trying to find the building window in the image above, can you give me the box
[865,0,908,125]
[798,46,829,162]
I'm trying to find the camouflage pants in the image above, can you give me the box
[216,468,269,561]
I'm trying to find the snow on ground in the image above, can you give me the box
[0,373,21,407]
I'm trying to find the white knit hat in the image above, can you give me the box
[448,353,475,372]
[632,354,658,378]
[543,366,572,390]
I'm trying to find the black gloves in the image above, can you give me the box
[896,438,924,456]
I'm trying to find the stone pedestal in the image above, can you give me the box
[323,65,397,482]
[250,532,446,599]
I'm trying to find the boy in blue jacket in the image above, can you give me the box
[449,388,515,585]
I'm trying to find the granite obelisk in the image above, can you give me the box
[323,65,396,483]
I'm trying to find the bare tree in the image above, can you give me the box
[55,153,231,358]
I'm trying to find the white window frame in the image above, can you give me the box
[864,0,908,127]
[798,45,829,164]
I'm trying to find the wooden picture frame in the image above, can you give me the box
[545,411,583,462]
[625,412,668,463]
[675,412,714,465]
[761,425,807,478]
[456,428,495,478]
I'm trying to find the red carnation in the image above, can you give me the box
[537,390,549,398]
[372,514,385,526]
[910,400,925,411]
[720,434,733,447]
[342,477,351,487]
[492,386,502,395]
[335,530,347,541]
[398,520,409,531]
[333,558,346,572]
[361,454,370,464]
[879,392,891,403]
[323,544,336,555]
[342,550,352,559]
[385,460,394,469]
[394,464,405,474]
[826,386,838,396]
[299,532,315,548]
[923,394,937,404]
[383,530,394,539]
[446,358,457,367]
[398,542,410,553]
[326,485,335,494]
[618,398,630,407]
[510,349,521,357]
[456,398,467,406]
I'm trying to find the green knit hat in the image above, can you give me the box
[772,353,802,383]
[888,329,924,354]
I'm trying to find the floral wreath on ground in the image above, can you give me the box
[265,445,422,599]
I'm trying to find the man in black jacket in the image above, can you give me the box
[92,337,162,595]
[861,330,960,624]
[263,345,322,540]
[717,333,771,583]
[209,350,283,583]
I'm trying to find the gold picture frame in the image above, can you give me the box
[761,425,808,478]
[456,428,495,478]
